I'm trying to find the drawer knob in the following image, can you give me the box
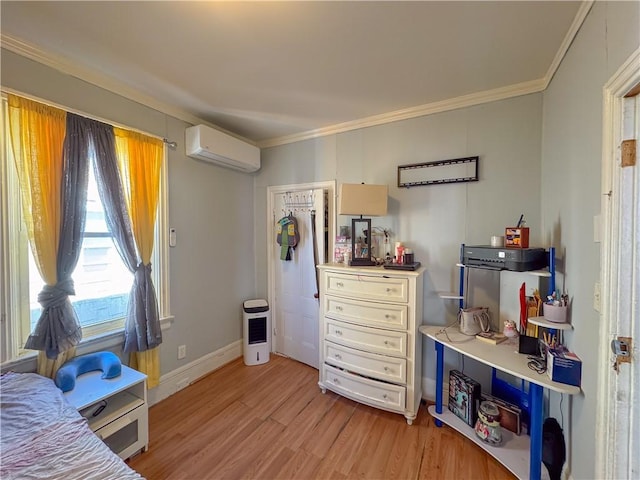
[386,288,393,293]
[384,340,390,345]
[336,282,344,287]
[385,314,392,319]
[382,394,388,399]
[335,330,343,336]
[384,366,389,372]
[336,306,343,311]
[333,378,339,383]
[335,354,342,360]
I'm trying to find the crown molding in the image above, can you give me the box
[0,34,256,146]
[541,0,594,89]
[258,78,546,148]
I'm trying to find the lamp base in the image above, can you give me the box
[350,258,376,266]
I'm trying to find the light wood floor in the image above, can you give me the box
[128,355,514,479]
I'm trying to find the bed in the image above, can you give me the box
[0,372,143,480]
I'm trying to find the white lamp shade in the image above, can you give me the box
[338,183,388,216]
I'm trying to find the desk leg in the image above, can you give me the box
[435,341,444,427]
[529,383,544,480]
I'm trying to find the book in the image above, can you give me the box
[448,370,481,427]
[475,331,507,345]
[480,392,522,435]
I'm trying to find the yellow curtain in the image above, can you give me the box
[8,95,72,376]
[7,95,66,286]
[37,347,76,379]
[114,127,163,387]
[129,348,160,388]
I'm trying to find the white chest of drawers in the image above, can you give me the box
[317,263,425,424]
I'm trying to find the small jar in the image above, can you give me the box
[403,248,414,265]
[474,401,502,446]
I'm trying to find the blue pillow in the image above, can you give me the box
[55,351,122,392]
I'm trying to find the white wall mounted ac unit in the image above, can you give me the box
[185,124,260,172]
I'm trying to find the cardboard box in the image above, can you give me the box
[547,349,582,387]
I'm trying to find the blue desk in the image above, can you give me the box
[420,325,580,480]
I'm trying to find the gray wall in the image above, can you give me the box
[540,1,639,478]
[258,94,544,388]
[1,49,257,375]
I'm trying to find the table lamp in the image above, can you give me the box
[338,183,388,266]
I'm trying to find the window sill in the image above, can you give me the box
[0,315,174,373]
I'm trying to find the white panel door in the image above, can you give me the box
[273,189,325,368]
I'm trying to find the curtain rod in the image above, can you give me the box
[1,88,176,147]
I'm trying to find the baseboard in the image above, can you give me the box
[422,375,449,404]
[147,340,242,406]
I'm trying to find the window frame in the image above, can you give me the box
[0,93,172,363]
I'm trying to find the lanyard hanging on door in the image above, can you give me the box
[311,209,320,300]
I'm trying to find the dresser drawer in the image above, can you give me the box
[325,295,407,330]
[325,272,408,303]
[325,341,407,385]
[325,318,407,357]
[323,364,406,413]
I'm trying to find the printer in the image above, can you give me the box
[462,245,548,272]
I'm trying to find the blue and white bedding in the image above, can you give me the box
[0,372,143,480]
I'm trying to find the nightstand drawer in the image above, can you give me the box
[325,318,407,357]
[323,364,406,412]
[325,295,407,330]
[325,341,407,384]
[325,272,408,303]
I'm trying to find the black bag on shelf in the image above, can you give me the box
[542,417,566,480]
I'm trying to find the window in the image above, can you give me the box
[0,95,170,362]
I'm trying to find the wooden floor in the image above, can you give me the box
[128,355,514,480]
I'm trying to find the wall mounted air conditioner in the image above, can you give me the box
[185,124,260,172]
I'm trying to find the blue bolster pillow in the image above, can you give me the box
[55,351,122,392]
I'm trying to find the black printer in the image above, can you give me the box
[462,245,548,272]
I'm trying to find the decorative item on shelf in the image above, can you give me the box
[474,401,503,446]
[458,307,491,336]
[503,320,518,338]
[490,235,505,247]
[338,183,388,266]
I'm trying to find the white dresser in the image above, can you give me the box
[317,263,425,424]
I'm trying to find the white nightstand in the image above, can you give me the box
[64,365,148,460]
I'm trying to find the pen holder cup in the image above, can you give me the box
[543,303,568,324]
[505,227,529,248]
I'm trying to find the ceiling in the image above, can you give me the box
[1,1,586,147]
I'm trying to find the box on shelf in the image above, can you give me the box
[448,369,481,427]
[547,349,582,387]
[505,227,529,248]
[334,240,352,263]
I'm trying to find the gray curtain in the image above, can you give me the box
[91,124,162,353]
[24,113,90,359]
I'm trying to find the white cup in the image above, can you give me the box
[491,235,505,247]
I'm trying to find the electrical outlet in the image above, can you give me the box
[178,344,186,359]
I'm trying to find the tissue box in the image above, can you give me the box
[547,349,582,387]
